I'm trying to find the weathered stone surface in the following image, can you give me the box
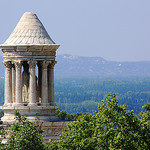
[22,62,29,102]
[0,12,60,122]
[0,12,61,142]
[28,60,37,106]
[14,61,22,106]
[3,61,12,106]
[3,12,55,45]
[0,105,59,122]
[0,121,72,144]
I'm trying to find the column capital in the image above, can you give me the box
[3,61,12,68]
[12,64,15,69]
[42,61,51,69]
[50,61,57,69]
[13,61,22,69]
[28,60,37,68]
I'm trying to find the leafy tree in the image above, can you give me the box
[0,110,4,119]
[68,112,83,121]
[55,110,83,121]
[48,94,150,150]
[55,110,67,120]
[0,94,149,150]
[0,120,7,149]
[139,104,150,149]
[0,110,46,150]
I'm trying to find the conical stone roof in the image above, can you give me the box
[2,12,56,46]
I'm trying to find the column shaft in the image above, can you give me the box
[41,61,49,105]
[12,65,16,103]
[22,62,30,103]
[28,61,37,106]
[48,62,56,105]
[14,61,22,105]
[3,61,12,106]
[38,62,42,102]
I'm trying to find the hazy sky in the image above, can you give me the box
[0,0,150,61]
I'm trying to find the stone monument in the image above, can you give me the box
[0,12,70,142]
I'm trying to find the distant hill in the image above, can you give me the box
[0,54,150,78]
[55,54,150,78]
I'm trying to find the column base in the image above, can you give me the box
[40,103,50,106]
[50,102,57,106]
[28,103,37,106]
[0,105,59,122]
[12,103,24,106]
[3,103,13,107]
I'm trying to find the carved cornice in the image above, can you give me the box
[0,45,59,53]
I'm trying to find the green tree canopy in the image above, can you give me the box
[0,110,46,150]
[48,94,150,150]
[0,94,150,150]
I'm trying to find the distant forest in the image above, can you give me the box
[0,77,150,116]
[55,77,150,116]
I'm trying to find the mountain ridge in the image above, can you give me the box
[55,54,150,78]
[0,54,150,78]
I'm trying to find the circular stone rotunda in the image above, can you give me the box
[0,12,70,142]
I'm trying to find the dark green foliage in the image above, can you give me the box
[55,78,150,115]
[0,110,46,150]
[0,95,149,149]
[55,110,67,120]
[0,120,7,148]
[0,110,4,119]
[48,94,150,150]
[55,110,83,121]
[143,103,150,111]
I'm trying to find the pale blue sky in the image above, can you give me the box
[0,0,150,61]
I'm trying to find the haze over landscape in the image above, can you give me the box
[0,0,149,113]
[0,1,150,149]
[0,0,150,61]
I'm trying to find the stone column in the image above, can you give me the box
[41,61,50,106]
[48,61,56,105]
[37,62,42,102]
[3,61,12,106]
[28,60,37,106]
[12,65,16,103]
[14,61,22,106]
[22,62,30,103]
